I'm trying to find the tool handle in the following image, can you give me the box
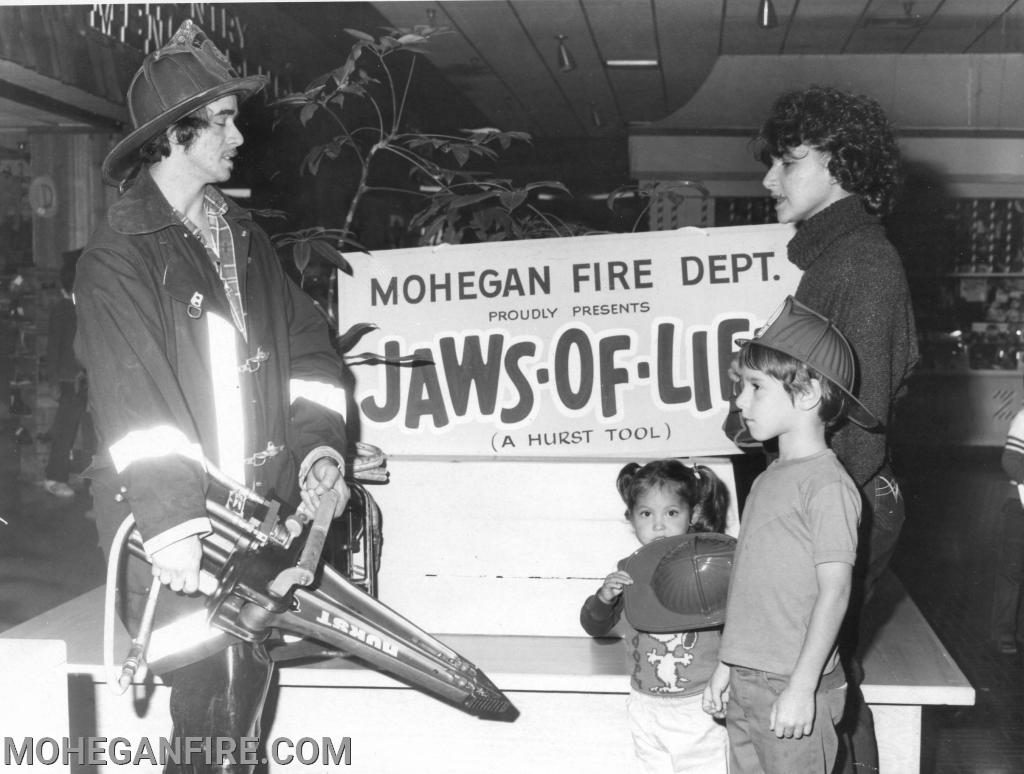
[267,489,340,598]
[297,489,340,576]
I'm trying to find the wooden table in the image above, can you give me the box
[2,572,973,773]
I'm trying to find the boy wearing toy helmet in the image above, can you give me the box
[702,296,876,774]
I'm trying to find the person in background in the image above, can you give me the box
[580,458,731,774]
[754,85,919,774]
[704,296,875,774]
[75,21,350,773]
[42,249,93,498]
[991,409,1024,655]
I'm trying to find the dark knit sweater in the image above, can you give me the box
[788,195,919,487]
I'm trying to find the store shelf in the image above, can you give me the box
[914,369,1022,377]
[893,369,1021,447]
[3,268,59,480]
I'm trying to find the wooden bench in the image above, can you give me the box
[3,457,973,772]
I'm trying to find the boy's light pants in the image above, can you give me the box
[627,689,730,774]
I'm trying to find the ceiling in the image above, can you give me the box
[0,56,128,137]
[352,0,1024,140]
[0,96,70,133]
[5,1,1024,162]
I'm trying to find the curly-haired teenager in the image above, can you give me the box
[755,85,919,774]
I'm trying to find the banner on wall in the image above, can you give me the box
[337,224,800,459]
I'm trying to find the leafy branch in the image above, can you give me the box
[269,25,583,285]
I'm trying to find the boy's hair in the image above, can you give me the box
[739,341,850,429]
[616,459,729,534]
[754,85,902,216]
[138,104,214,165]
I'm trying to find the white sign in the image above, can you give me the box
[338,224,799,459]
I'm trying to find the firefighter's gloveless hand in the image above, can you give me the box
[298,458,351,521]
[151,535,202,594]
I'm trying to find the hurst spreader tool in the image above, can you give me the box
[104,447,519,722]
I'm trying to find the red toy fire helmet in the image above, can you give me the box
[623,532,736,633]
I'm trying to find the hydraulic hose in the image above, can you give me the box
[103,512,139,694]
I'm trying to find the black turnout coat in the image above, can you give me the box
[75,169,348,650]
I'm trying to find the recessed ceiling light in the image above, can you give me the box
[604,59,659,68]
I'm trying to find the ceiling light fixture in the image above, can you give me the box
[757,0,778,29]
[604,59,659,68]
[863,1,923,27]
[589,103,604,129]
[555,34,576,73]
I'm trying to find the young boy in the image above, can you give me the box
[702,296,879,773]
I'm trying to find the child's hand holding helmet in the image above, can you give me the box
[597,570,634,604]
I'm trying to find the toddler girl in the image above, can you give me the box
[580,459,731,774]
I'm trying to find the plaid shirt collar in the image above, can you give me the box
[174,186,247,337]
[203,185,229,218]
[174,186,229,252]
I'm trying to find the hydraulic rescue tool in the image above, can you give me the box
[104,446,519,722]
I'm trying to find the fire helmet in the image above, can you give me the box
[102,19,268,186]
[741,295,880,429]
[623,532,736,632]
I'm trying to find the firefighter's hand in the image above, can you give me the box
[151,535,202,594]
[299,458,351,520]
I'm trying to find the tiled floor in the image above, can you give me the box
[0,419,104,633]
[892,444,1024,774]
[1,418,1022,772]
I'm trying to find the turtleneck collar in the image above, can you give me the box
[787,195,878,271]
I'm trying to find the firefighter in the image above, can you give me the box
[75,20,351,772]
